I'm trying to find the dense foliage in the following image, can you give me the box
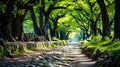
[0,0,118,42]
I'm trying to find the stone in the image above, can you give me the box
[86,52,91,57]
[102,59,112,67]
[90,53,97,60]
[96,49,101,57]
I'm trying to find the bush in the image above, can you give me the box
[81,35,120,56]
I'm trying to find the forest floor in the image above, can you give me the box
[0,42,97,67]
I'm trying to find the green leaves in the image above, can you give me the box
[0,2,6,13]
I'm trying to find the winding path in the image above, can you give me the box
[0,42,97,67]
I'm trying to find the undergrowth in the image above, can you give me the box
[81,35,120,56]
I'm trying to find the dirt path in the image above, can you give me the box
[0,42,97,67]
[62,42,97,67]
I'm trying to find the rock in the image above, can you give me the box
[90,53,97,60]
[102,59,112,67]
[29,65,36,67]
[84,48,91,53]
[107,52,114,58]
[86,52,91,57]
[96,49,101,57]
[100,52,107,58]
[97,58,104,63]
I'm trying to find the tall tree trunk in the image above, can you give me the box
[89,1,97,36]
[29,7,39,34]
[1,0,16,41]
[12,10,28,41]
[97,0,110,40]
[39,10,45,36]
[114,0,120,39]
[39,0,45,36]
[50,15,64,38]
[60,31,65,40]
[44,15,49,40]
[91,19,97,36]
[49,22,55,38]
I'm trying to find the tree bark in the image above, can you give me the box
[12,9,28,41]
[50,15,65,38]
[1,0,16,41]
[114,0,120,39]
[29,7,39,34]
[39,9,45,36]
[97,0,110,40]
[44,15,49,40]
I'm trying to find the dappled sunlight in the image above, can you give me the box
[0,42,96,67]
[0,0,117,67]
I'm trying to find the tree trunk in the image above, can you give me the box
[39,10,44,36]
[29,7,39,34]
[114,0,120,39]
[50,15,62,38]
[44,15,49,40]
[1,0,16,41]
[97,0,110,40]
[12,10,28,41]
[91,19,97,36]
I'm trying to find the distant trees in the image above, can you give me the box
[29,0,70,40]
[49,14,65,39]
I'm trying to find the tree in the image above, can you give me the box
[12,0,38,41]
[0,0,16,41]
[97,0,110,40]
[71,0,101,39]
[32,0,71,40]
[0,0,38,42]
[49,14,65,38]
[29,7,39,34]
[114,0,120,39]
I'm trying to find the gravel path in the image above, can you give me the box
[0,42,97,67]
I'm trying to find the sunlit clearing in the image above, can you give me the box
[70,38,79,42]
[69,32,80,42]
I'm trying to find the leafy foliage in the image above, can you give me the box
[81,35,120,56]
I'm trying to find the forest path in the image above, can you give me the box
[0,42,97,67]
[63,42,97,67]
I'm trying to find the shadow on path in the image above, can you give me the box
[62,42,97,67]
[0,42,97,67]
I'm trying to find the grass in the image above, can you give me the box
[81,35,120,56]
